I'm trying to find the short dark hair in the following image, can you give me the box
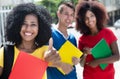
[58,1,75,13]
[5,3,52,48]
[75,1,109,35]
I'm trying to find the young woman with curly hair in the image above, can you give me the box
[0,3,63,79]
[75,1,119,79]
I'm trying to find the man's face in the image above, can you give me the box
[57,5,74,27]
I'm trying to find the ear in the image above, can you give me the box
[57,11,60,19]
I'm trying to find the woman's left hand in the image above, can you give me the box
[86,60,99,68]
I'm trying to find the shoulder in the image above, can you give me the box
[69,33,76,38]
[79,34,87,40]
[101,28,116,38]
[0,47,4,67]
[37,45,48,51]
[102,28,114,34]
[102,28,117,43]
[0,47,4,53]
[51,27,58,34]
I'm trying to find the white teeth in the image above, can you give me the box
[25,32,32,36]
[89,22,93,25]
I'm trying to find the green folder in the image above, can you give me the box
[91,38,112,70]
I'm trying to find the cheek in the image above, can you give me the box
[85,20,88,25]
[35,27,39,35]
[20,27,24,35]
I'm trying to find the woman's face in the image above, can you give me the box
[84,10,97,29]
[20,14,39,42]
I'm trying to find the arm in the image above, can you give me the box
[0,66,3,76]
[44,49,73,74]
[0,47,3,76]
[87,41,120,67]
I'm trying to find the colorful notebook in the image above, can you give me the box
[58,40,83,74]
[9,51,48,79]
[91,38,112,70]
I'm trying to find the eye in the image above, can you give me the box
[91,14,95,18]
[63,13,68,16]
[31,24,36,26]
[31,23,38,27]
[22,22,27,26]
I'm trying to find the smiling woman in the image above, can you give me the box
[0,3,63,79]
[19,14,39,53]
[75,1,119,79]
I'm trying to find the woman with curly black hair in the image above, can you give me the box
[0,3,62,79]
[75,1,119,79]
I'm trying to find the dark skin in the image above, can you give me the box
[86,41,119,68]
[0,39,61,76]
[0,38,73,76]
[80,10,119,67]
[0,67,2,76]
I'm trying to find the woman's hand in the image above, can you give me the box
[44,38,74,74]
[80,54,87,67]
[86,60,99,68]
[44,49,61,63]
[44,38,61,64]
[83,47,91,54]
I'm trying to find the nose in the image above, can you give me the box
[67,14,72,19]
[25,24,32,31]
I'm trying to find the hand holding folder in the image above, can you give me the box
[91,38,112,70]
[58,40,83,74]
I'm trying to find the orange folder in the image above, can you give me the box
[9,51,48,79]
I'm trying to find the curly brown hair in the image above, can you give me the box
[75,1,109,35]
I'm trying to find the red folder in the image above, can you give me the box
[9,51,48,79]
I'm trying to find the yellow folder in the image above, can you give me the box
[58,40,83,74]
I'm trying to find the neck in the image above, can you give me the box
[57,23,68,38]
[18,41,36,53]
[90,28,99,36]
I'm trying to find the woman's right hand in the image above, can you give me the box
[44,38,61,64]
[44,38,73,74]
[44,48,61,64]
[83,47,91,54]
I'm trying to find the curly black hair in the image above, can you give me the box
[5,3,52,48]
[75,1,109,35]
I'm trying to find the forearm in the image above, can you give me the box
[93,54,119,65]
[0,67,3,76]
[48,61,62,67]
[49,61,73,74]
